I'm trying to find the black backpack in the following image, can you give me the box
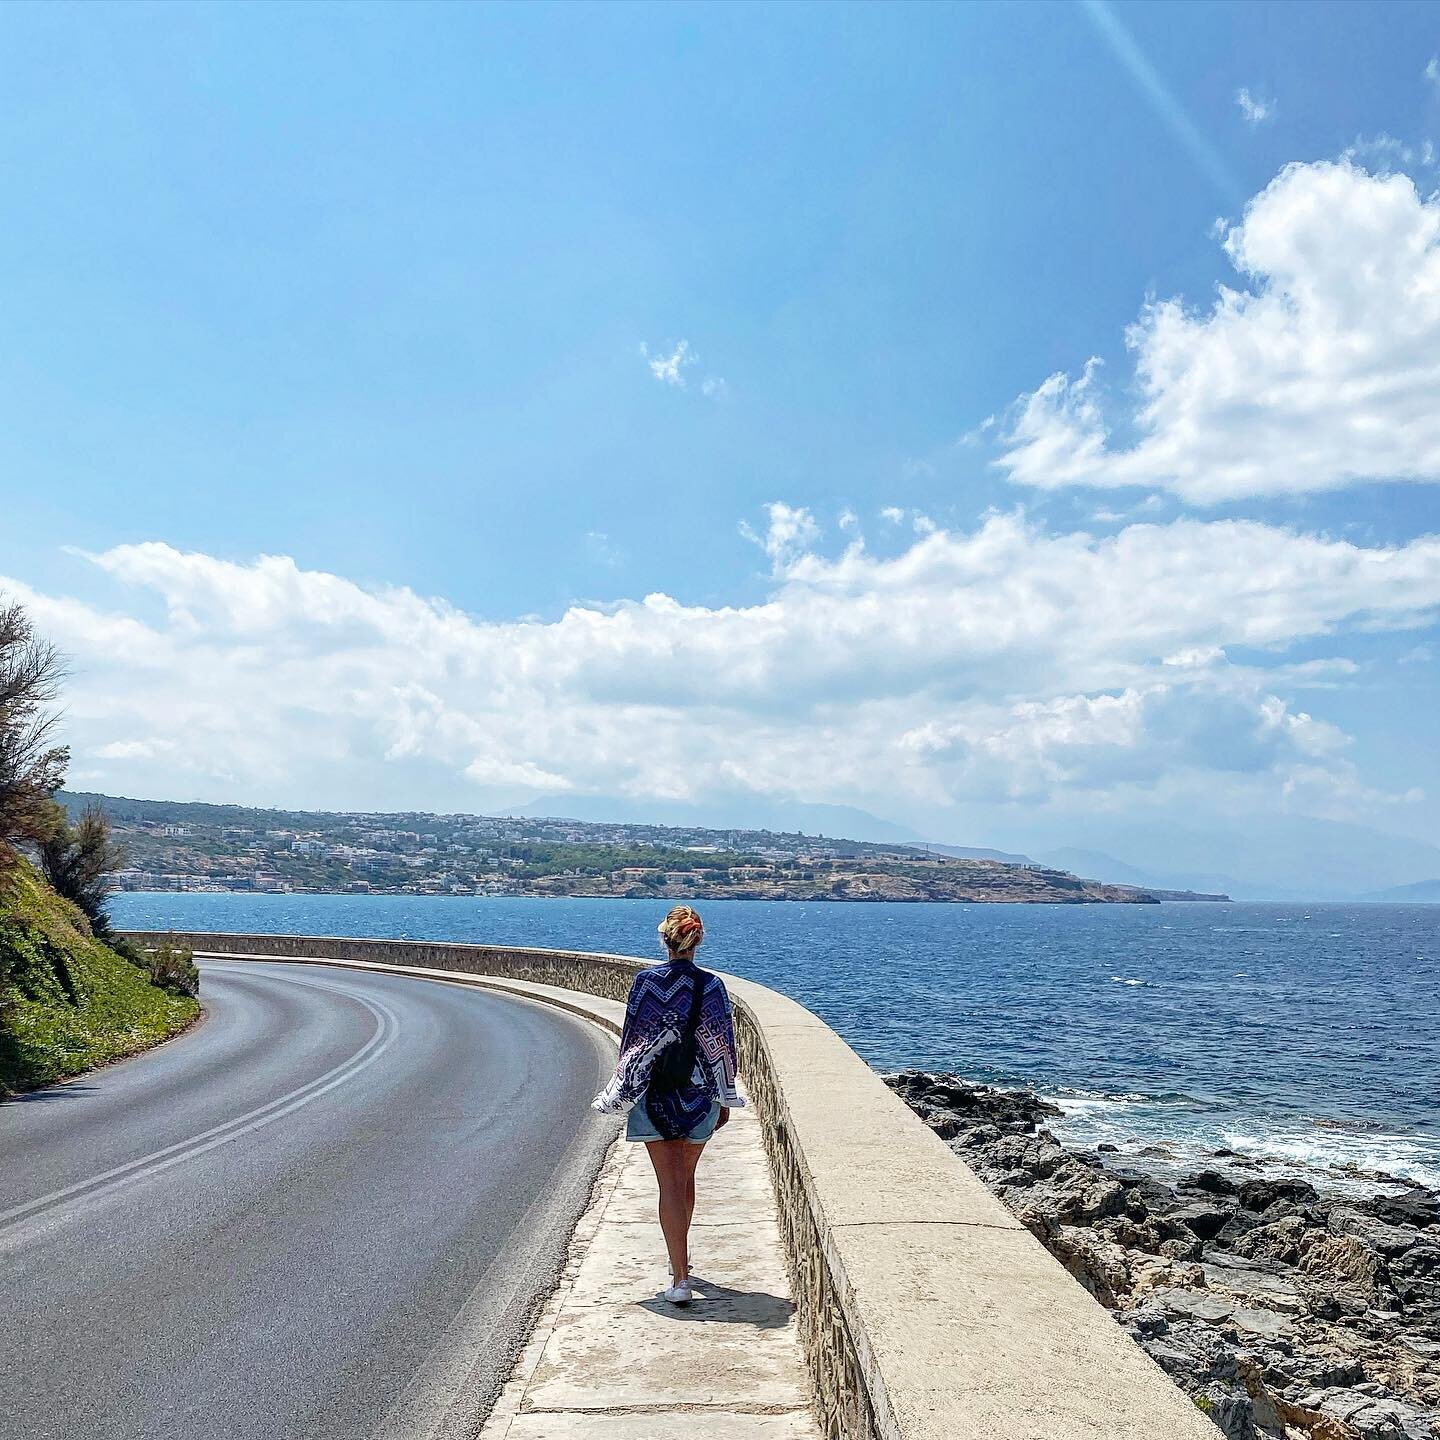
[648,970,707,1094]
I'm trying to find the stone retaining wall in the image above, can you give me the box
[123,929,1218,1440]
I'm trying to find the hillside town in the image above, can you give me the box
[65,792,1188,905]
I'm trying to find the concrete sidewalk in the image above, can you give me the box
[479,1104,820,1439]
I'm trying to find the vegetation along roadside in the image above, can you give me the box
[0,597,199,1097]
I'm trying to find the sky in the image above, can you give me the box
[2,0,1439,886]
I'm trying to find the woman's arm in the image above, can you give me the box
[591,971,677,1113]
[591,1025,676,1113]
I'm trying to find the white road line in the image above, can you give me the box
[0,971,401,1246]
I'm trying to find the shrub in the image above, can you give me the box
[0,599,68,862]
[38,801,125,940]
[114,935,200,997]
[147,941,200,997]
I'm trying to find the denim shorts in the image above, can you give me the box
[625,1096,722,1144]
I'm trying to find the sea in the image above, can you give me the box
[111,893,1440,1191]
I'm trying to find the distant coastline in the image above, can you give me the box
[69,791,1232,906]
[112,881,1230,904]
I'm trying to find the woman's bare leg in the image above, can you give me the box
[645,1139,706,1282]
[681,1140,703,1249]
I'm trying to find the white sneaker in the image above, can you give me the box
[662,1280,694,1305]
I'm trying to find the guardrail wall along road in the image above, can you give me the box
[121,930,1217,1440]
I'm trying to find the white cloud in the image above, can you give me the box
[1425,56,1439,87]
[1343,132,1424,173]
[463,754,570,791]
[738,502,822,571]
[879,506,905,523]
[92,739,173,761]
[1281,763,1423,818]
[1235,88,1274,126]
[641,339,695,387]
[996,160,1440,502]
[9,511,1438,823]
[640,339,725,396]
[895,682,1359,803]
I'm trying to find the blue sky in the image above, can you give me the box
[2,1,1439,888]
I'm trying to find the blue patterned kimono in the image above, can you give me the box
[591,957,745,1138]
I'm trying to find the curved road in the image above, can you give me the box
[0,960,619,1440]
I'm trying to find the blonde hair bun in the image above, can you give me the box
[659,905,704,954]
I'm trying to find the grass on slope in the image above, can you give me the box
[0,860,199,1096]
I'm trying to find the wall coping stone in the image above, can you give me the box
[121,929,1217,1440]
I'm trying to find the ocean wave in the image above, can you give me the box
[1217,1127,1440,1189]
[1109,975,1158,987]
[1045,1094,1440,1191]
[1044,1086,1202,1107]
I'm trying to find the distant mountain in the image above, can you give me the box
[1038,847,1160,888]
[1031,816,1440,901]
[513,794,926,846]
[922,841,1034,865]
[1036,846,1239,895]
[1360,878,1440,903]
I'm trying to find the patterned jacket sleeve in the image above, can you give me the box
[698,976,746,1108]
[591,972,667,1114]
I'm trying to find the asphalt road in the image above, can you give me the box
[0,960,619,1440]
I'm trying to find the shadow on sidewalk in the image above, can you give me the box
[636,1275,795,1330]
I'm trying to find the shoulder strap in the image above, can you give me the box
[684,968,707,1033]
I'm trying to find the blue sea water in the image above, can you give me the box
[111,893,1440,1188]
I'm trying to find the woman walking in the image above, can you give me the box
[591,905,745,1305]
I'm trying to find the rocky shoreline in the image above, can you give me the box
[884,1070,1439,1440]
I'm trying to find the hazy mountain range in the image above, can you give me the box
[519,794,1440,901]
[1025,816,1440,902]
[1360,878,1440,903]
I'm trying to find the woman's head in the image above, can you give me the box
[658,904,704,958]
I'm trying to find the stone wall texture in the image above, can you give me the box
[123,930,1219,1440]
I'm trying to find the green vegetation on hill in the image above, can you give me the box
[65,789,1188,903]
[0,595,200,1094]
[0,860,199,1096]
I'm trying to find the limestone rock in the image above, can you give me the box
[882,1069,1440,1440]
[1175,1200,1239,1242]
[1301,1387,1437,1440]
[1328,1207,1424,1259]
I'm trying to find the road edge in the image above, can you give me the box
[192,950,625,1037]
[193,950,625,1440]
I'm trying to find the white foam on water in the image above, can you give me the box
[1042,1089,1440,1194]
[1218,1126,1440,1190]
